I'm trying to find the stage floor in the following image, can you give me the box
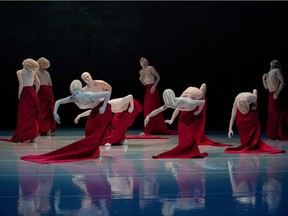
[1,128,288,216]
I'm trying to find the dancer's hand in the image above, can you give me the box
[228,130,233,138]
[54,113,60,124]
[144,117,150,127]
[165,119,173,125]
[150,86,156,94]
[99,106,106,114]
[128,105,134,113]
[74,115,80,124]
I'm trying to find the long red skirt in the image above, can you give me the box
[84,102,113,138]
[38,85,56,135]
[153,109,208,159]
[225,109,285,154]
[266,92,288,140]
[21,133,101,164]
[101,99,142,145]
[0,87,39,142]
[20,103,113,164]
[196,98,232,147]
[143,84,177,135]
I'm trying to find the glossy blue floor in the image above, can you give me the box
[0,129,288,216]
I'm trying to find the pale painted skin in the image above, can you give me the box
[16,68,41,99]
[139,57,160,94]
[262,60,285,99]
[36,67,52,86]
[228,89,258,138]
[74,94,135,124]
[81,72,112,93]
[144,84,206,127]
[53,80,111,124]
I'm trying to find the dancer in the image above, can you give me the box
[53,79,112,138]
[262,59,288,140]
[139,57,177,135]
[74,94,142,148]
[0,58,40,143]
[145,88,208,159]
[225,89,285,154]
[81,71,112,93]
[21,79,112,164]
[184,83,231,147]
[36,57,57,135]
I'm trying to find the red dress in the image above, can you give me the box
[143,84,177,135]
[153,108,208,159]
[225,108,285,154]
[0,86,39,142]
[84,102,113,138]
[20,103,113,164]
[21,130,102,164]
[195,98,232,147]
[38,85,56,135]
[101,99,142,145]
[266,92,288,140]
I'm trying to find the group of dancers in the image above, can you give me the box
[0,57,287,164]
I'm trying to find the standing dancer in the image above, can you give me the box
[139,57,177,135]
[225,89,285,154]
[0,58,40,143]
[36,57,57,135]
[145,88,208,159]
[262,59,288,140]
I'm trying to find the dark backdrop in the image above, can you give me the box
[1,1,288,132]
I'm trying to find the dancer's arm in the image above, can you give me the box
[228,100,237,138]
[53,96,72,124]
[165,108,180,125]
[74,110,91,124]
[144,105,168,127]
[16,70,23,99]
[192,100,205,115]
[150,66,160,94]
[199,83,207,98]
[273,70,285,99]
[262,73,268,89]
[125,94,134,113]
[89,91,111,114]
[33,72,41,93]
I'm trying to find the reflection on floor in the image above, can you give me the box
[0,128,288,216]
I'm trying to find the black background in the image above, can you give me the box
[1,1,288,132]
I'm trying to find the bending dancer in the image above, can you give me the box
[0,58,40,143]
[139,57,177,135]
[145,88,208,159]
[74,94,142,148]
[184,83,231,147]
[21,79,112,164]
[262,60,288,140]
[53,79,112,138]
[225,89,285,154]
[36,57,57,135]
